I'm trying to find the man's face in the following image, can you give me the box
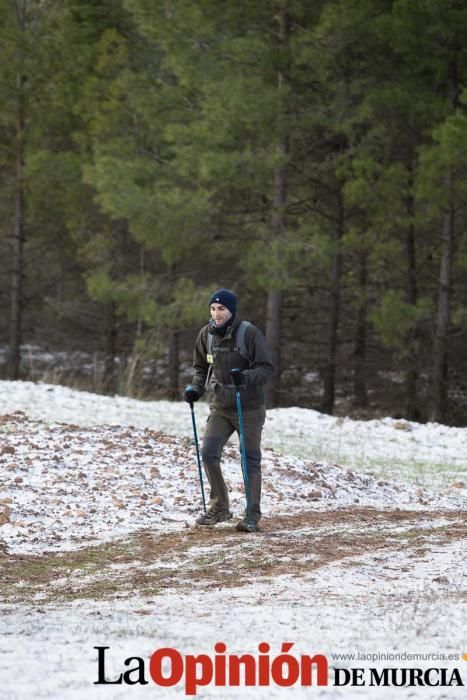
[210,303,232,326]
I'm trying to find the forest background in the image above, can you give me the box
[2,0,467,425]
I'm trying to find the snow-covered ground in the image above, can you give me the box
[0,409,464,556]
[1,380,466,486]
[0,380,466,699]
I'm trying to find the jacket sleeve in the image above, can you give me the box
[241,325,274,387]
[191,326,209,398]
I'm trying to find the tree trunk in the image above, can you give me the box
[430,180,454,422]
[266,289,283,407]
[352,251,368,409]
[265,0,288,408]
[167,328,180,400]
[320,193,344,415]
[167,262,180,400]
[125,244,145,397]
[404,190,420,420]
[8,70,25,380]
[429,57,459,423]
[103,302,117,394]
[266,157,287,408]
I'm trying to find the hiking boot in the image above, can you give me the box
[235,519,259,533]
[196,509,233,526]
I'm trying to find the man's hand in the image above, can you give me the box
[184,385,200,403]
[230,368,244,387]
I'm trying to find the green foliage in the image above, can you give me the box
[157,278,212,328]
[242,236,303,292]
[85,270,156,323]
[416,109,467,208]
[371,291,433,353]
[2,0,467,411]
[451,304,467,331]
[86,270,208,329]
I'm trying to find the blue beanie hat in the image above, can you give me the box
[208,288,237,315]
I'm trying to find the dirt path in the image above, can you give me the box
[1,506,465,605]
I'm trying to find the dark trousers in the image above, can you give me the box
[201,405,266,522]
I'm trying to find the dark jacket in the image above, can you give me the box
[191,316,273,410]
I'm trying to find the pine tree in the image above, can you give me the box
[0,0,68,378]
[391,0,467,421]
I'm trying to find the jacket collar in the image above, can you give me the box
[222,315,242,340]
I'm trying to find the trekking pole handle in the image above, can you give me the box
[230,368,243,387]
[184,385,200,404]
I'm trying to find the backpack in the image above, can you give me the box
[205,320,252,388]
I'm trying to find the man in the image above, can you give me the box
[184,288,273,532]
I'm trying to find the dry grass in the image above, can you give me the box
[1,506,465,605]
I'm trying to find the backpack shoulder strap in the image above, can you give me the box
[204,328,214,389]
[236,321,252,362]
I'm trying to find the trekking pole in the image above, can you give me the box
[230,369,253,528]
[188,398,206,513]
